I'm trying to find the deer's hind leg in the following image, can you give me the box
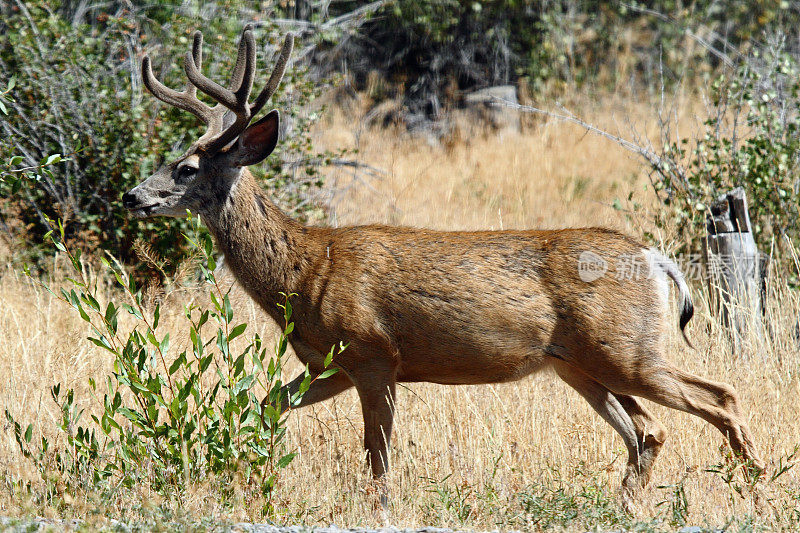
[553,360,667,492]
[613,394,668,489]
[615,363,761,470]
[583,348,763,471]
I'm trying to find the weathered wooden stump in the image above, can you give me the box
[704,187,768,353]
[464,85,520,132]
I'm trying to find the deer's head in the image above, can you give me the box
[123,27,293,218]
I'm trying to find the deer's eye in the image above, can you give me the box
[176,165,197,183]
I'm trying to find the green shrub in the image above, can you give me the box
[517,479,630,530]
[6,215,341,515]
[648,40,800,281]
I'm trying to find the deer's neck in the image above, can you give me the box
[201,170,314,318]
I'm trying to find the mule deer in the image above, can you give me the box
[123,27,763,499]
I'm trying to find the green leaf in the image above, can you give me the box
[128,380,150,395]
[216,329,229,360]
[234,375,256,395]
[228,323,246,342]
[104,302,118,335]
[284,299,293,322]
[198,310,209,329]
[224,295,234,323]
[128,275,137,295]
[146,404,159,424]
[159,332,170,354]
[277,336,288,357]
[122,303,143,320]
[24,424,32,443]
[318,368,339,379]
[72,298,91,322]
[210,292,222,314]
[233,352,246,377]
[324,346,335,367]
[169,352,185,375]
[117,407,146,426]
[262,404,280,421]
[87,335,114,353]
[44,153,62,166]
[178,376,194,403]
[82,292,100,312]
[296,373,312,399]
[277,452,297,468]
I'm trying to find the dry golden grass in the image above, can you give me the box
[323,105,649,234]
[1,99,799,530]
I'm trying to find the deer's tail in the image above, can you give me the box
[653,251,694,348]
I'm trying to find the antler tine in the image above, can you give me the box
[196,27,261,154]
[229,24,256,99]
[141,54,213,122]
[185,31,203,98]
[234,28,257,102]
[184,48,238,109]
[250,33,294,118]
[185,26,256,110]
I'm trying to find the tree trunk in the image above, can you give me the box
[704,187,768,354]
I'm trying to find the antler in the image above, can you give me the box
[141,26,294,155]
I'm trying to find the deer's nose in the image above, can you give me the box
[122,191,139,209]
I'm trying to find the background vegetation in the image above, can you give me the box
[2,0,800,530]
[313,0,800,112]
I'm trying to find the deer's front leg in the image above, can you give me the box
[357,378,396,480]
[350,366,396,510]
[349,358,397,511]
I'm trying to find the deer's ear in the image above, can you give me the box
[227,110,280,167]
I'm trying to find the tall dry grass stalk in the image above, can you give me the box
[1,100,798,529]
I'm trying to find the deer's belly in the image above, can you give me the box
[395,341,551,385]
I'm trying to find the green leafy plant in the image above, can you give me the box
[6,214,342,515]
[656,480,690,527]
[423,473,475,524]
[517,478,629,531]
[0,75,70,195]
[705,446,766,508]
